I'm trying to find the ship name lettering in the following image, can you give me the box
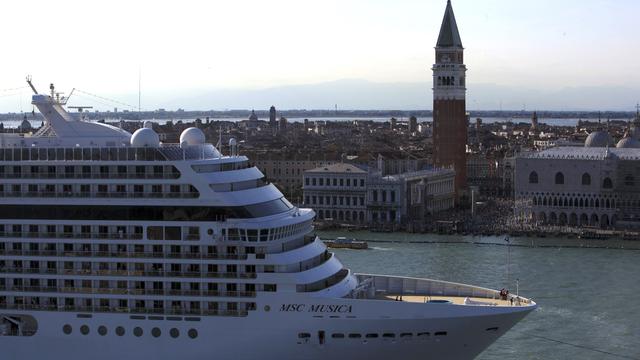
[308,304,352,313]
[280,304,306,312]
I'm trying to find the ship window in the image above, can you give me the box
[151,328,161,338]
[434,331,447,336]
[80,325,90,335]
[188,329,198,339]
[170,328,180,338]
[417,332,430,337]
[348,333,362,339]
[365,333,378,338]
[62,324,72,335]
[331,333,345,339]
[98,326,107,336]
[486,327,499,332]
[133,327,143,337]
[298,333,311,339]
[115,327,125,336]
[147,227,164,240]
[399,333,412,338]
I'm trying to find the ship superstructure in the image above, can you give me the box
[0,83,536,360]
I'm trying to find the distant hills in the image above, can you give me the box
[139,79,639,112]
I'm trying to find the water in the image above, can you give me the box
[319,231,640,360]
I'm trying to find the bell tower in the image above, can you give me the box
[433,0,468,195]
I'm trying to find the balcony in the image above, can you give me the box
[5,286,256,298]
[0,304,249,317]
[0,249,247,260]
[0,267,257,279]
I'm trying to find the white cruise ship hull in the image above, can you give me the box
[0,282,534,360]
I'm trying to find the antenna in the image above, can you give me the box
[138,66,142,113]
[25,75,38,94]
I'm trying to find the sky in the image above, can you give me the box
[0,0,639,112]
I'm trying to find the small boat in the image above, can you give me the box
[323,237,368,250]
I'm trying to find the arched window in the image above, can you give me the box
[582,173,591,186]
[555,172,564,185]
[529,171,539,184]
[603,177,613,189]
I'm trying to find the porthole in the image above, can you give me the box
[62,324,72,335]
[133,327,143,337]
[151,327,161,338]
[115,327,125,336]
[264,305,271,312]
[170,328,180,338]
[365,333,378,338]
[188,329,198,339]
[98,326,107,336]
[80,325,90,335]
[348,333,361,339]
[331,333,345,339]
[207,229,213,235]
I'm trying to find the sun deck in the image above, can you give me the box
[353,274,535,308]
[377,295,528,307]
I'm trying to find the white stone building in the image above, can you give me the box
[515,123,640,228]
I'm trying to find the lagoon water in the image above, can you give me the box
[319,231,640,360]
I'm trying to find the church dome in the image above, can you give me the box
[616,136,640,148]
[248,110,258,121]
[130,128,160,147]
[585,131,613,147]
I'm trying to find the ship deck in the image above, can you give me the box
[377,294,526,307]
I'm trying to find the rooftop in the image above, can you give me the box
[521,146,640,161]
[306,163,366,174]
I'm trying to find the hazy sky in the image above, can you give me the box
[0,0,639,112]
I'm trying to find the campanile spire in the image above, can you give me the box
[432,0,468,196]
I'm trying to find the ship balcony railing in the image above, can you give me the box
[1,304,249,317]
[0,232,143,240]
[0,267,257,279]
[0,173,180,180]
[0,249,246,260]
[4,191,198,199]
[4,286,256,298]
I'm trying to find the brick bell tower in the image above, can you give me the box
[433,0,467,195]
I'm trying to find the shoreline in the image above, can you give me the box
[315,230,640,251]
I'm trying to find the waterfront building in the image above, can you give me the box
[432,0,468,195]
[515,125,640,228]
[367,168,456,226]
[303,164,455,226]
[302,163,368,223]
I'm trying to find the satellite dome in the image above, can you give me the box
[143,120,154,129]
[616,136,640,149]
[229,138,237,146]
[179,127,206,146]
[130,128,160,147]
[585,131,613,148]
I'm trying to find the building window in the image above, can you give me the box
[603,177,613,189]
[625,175,634,187]
[529,171,538,184]
[555,172,564,185]
[582,173,591,186]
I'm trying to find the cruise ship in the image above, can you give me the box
[0,83,536,360]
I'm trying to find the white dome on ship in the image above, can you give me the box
[180,127,206,146]
[229,138,237,146]
[585,131,613,148]
[130,127,160,147]
[143,120,154,129]
[616,136,640,148]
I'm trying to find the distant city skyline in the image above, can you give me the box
[0,0,639,112]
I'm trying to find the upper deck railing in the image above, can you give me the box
[0,144,222,162]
